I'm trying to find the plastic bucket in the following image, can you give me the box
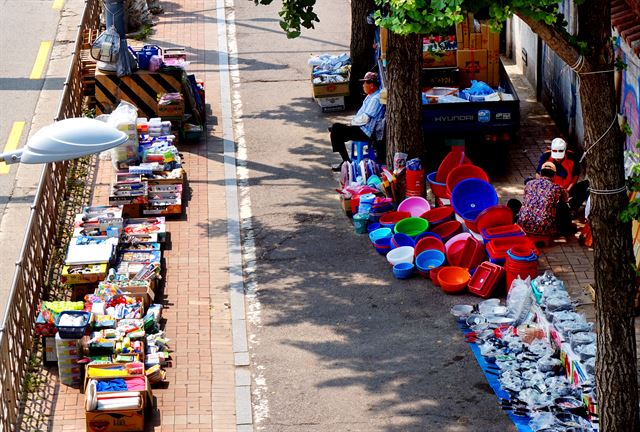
[406,169,426,197]
[353,213,369,234]
[505,256,538,292]
[394,217,429,237]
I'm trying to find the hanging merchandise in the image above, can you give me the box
[91,26,120,64]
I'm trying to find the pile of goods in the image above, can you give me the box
[309,53,351,112]
[450,272,598,431]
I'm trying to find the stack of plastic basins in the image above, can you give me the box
[55,333,81,386]
[468,262,505,298]
[504,249,538,293]
[405,168,425,197]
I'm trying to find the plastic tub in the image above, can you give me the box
[414,231,442,244]
[445,164,489,198]
[437,266,470,294]
[394,217,429,237]
[398,197,431,217]
[369,227,393,243]
[55,311,91,339]
[431,220,462,243]
[436,149,466,182]
[445,232,472,253]
[420,206,455,226]
[415,250,446,277]
[475,205,514,234]
[379,211,411,228]
[367,222,382,234]
[373,237,391,256]
[451,179,498,233]
[391,233,415,250]
[386,246,415,266]
[427,171,448,198]
[468,262,505,298]
[393,262,414,279]
[414,236,445,256]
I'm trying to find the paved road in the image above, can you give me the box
[0,0,63,215]
[231,0,517,430]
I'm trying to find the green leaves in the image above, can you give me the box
[375,0,464,34]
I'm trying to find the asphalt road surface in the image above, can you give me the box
[231,0,518,430]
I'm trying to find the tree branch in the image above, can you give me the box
[514,12,589,72]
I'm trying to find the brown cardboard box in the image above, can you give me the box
[422,50,457,68]
[62,264,108,285]
[455,23,465,49]
[85,375,149,432]
[469,33,477,49]
[311,70,350,98]
[457,49,488,88]
[157,94,184,119]
[480,24,489,49]
[460,18,469,48]
[487,31,500,86]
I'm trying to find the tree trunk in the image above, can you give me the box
[386,32,423,166]
[578,2,640,430]
[349,0,376,107]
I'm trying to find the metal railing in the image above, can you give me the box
[0,0,101,428]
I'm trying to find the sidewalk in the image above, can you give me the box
[25,1,241,431]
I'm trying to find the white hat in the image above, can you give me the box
[551,138,567,159]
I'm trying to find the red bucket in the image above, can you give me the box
[406,169,425,197]
[505,256,538,292]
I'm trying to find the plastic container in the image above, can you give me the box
[386,246,415,266]
[451,179,498,233]
[435,149,466,182]
[405,169,426,197]
[393,262,414,279]
[136,45,162,70]
[353,213,369,234]
[414,236,445,256]
[430,266,444,286]
[398,197,431,217]
[390,233,415,250]
[55,311,91,339]
[431,220,462,243]
[415,250,446,277]
[369,227,393,243]
[445,164,489,198]
[373,237,391,256]
[437,266,470,294]
[427,171,448,198]
[505,256,538,292]
[486,236,538,263]
[475,205,514,234]
[481,224,524,241]
[468,261,505,298]
[394,217,429,237]
[420,206,455,226]
[379,211,411,228]
[445,232,472,253]
[367,222,381,233]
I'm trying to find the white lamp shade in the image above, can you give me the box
[19,117,128,164]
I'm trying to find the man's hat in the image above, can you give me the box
[359,72,380,84]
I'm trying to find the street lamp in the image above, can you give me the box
[0,118,127,165]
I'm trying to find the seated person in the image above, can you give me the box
[536,137,589,211]
[518,161,574,236]
[329,72,385,171]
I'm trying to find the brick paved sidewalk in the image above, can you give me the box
[41,1,239,431]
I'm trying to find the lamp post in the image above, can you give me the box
[0,118,127,165]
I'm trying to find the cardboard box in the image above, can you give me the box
[311,69,350,98]
[469,32,477,49]
[460,18,469,48]
[480,24,489,49]
[157,94,184,119]
[62,263,108,285]
[457,49,488,88]
[85,388,147,432]
[118,284,155,308]
[487,31,500,86]
[455,23,465,49]
[316,96,345,112]
[422,50,456,68]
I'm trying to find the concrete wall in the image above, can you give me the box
[511,15,539,87]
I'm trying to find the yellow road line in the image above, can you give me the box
[0,122,26,174]
[52,0,64,10]
[29,41,52,80]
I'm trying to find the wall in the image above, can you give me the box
[511,15,539,88]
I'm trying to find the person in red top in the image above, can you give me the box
[535,137,589,211]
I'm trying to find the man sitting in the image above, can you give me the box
[536,137,588,211]
[518,161,574,236]
[329,72,385,171]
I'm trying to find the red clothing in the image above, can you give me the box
[518,177,568,236]
[536,151,580,190]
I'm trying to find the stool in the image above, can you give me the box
[351,140,376,166]
[526,233,553,247]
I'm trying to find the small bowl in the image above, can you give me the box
[438,266,470,294]
[393,262,414,279]
[386,246,415,266]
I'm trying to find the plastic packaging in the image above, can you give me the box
[108,101,140,169]
[506,276,533,326]
[91,26,120,63]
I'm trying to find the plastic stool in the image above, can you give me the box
[351,140,376,166]
[526,233,553,247]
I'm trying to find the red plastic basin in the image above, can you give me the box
[446,165,490,198]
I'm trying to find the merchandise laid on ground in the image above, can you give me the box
[33,97,192,431]
[335,145,597,430]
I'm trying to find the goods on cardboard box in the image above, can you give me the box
[309,53,351,98]
[422,35,457,68]
[422,87,460,104]
[157,92,184,119]
[56,333,81,385]
[455,13,501,86]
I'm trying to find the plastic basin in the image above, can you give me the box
[431,220,462,242]
[446,164,489,198]
[391,233,415,250]
[386,246,415,266]
[393,262,414,279]
[398,196,431,217]
[415,250,446,277]
[379,211,411,228]
[427,171,448,198]
[369,227,393,243]
[414,236,445,256]
[420,206,455,226]
[373,237,391,256]
[394,217,429,238]
[475,205,514,234]
[451,179,498,232]
[438,266,470,294]
[436,149,466,182]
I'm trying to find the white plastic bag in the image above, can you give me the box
[91,26,120,63]
[107,101,139,169]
